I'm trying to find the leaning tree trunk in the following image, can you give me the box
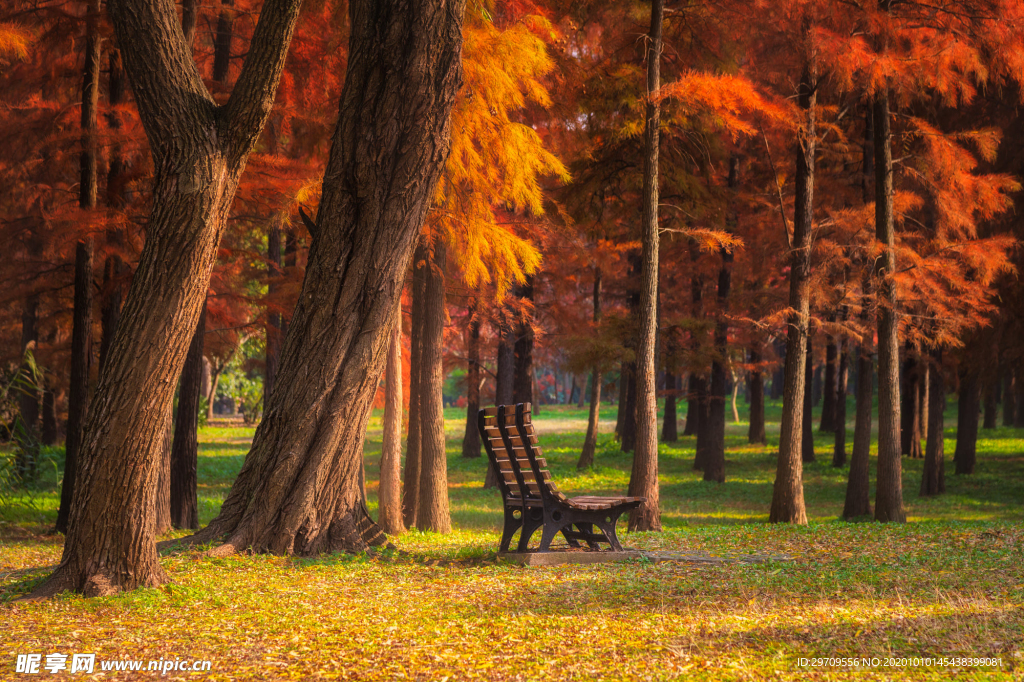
[178,0,464,560]
[579,267,603,469]
[873,87,906,523]
[58,0,101,533]
[378,298,405,535]
[748,345,767,444]
[920,350,945,496]
[417,242,450,533]
[769,62,815,525]
[403,241,427,524]
[170,304,206,530]
[461,302,482,459]
[954,367,980,475]
[627,0,664,531]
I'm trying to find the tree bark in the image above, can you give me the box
[461,302,481,459]
[378,298,405,535]
[820,334,837,431]
[579,267,603,469]
[802,331,816,463]
[901,350,923,458]
[954,368,979,475]
[627,0,663,531]
[403,240,427,523]
[170,304,206,530]
[154,407,173,535]
[748,345,767,444]
[873,88,906,523]
[31,0,338,597]
[417,242,450,533]
[920,350,945,496]
[769,61,815,525]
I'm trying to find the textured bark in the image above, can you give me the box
[873,88,906,523]
[901,351,923,458]
[58,241,93,534]
[154,408,173,535]
[820,335,837,432]
[627,0,663,532]
[461,303,481,459]
[265,227,283,407]
[177,0,463,560]
[579,268,603,469]
[748,346,767,444]
[170,304,205,530]
[417,243,450,533]
[403,241,427,523]
[920,351,945,496]
[832,336,849,467]
[954,369,980,475]
[31,0,351,597]
[802,333,816,463]
[769,62,815,525]
[378,299,405,535]
[513,279,534,405]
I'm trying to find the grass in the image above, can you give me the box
[1,398,1022,680]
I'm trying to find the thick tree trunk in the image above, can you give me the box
[461,303,481,459]
[901,351,923,458]
[748,345,767,444]
[832,336,849,467]
[627,0,663,531]
[378,298,405,535]
[769,62,815,525]
[170,304,206,530]
[417,242,450,533]
[921,350,945,496]
[579,267,603,469]
[178,0,463,559]
[513,278,535,405]
[954,368,979,475]
[802,332,816,463]
[31,0,346,597]
[873,89,906,523]
[820,335,837,432]
[403,241,427,522]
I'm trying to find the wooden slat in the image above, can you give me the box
[480,407,498,417]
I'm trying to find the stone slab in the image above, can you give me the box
[497,550,643,566]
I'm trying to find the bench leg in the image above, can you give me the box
[597,513,625,552]
[539,520,561,552]
[500,507,522,553]
[574,523,602,550]
[517,509,544,552]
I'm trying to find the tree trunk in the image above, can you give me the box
[627,0,664,531]
[58,240,94,534]
[832,335,849,467]
[417,242,450,533]
[30,0,361,598]
[954,368,980,475]
[802,332,816,463]
[513,278,535,405]
[820,334,837,431]
[461,303,482,459]
[873,88,906,523]
[900,351,923,458]
[154,407,173,535]
[769,61,815,525]
[748,345,767,444]
[579,267,603,469]
[662,372,678,442]
[844,341,874,519]
[170,304,206,530]
[378,298,405,535]
[403,240,427,523]
[1014,368,1024,427]
[920,350,945,496]
[920,363,930,437]
[41,388,59,446]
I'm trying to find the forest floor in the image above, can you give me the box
[1,399,1023,680]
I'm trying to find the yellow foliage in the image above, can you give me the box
[0,22,31,62]
[430,13,569,297]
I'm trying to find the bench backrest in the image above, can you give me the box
[478,405,537,504]
[511,403,568,505]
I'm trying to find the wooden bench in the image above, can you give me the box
[478,403,643,553]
